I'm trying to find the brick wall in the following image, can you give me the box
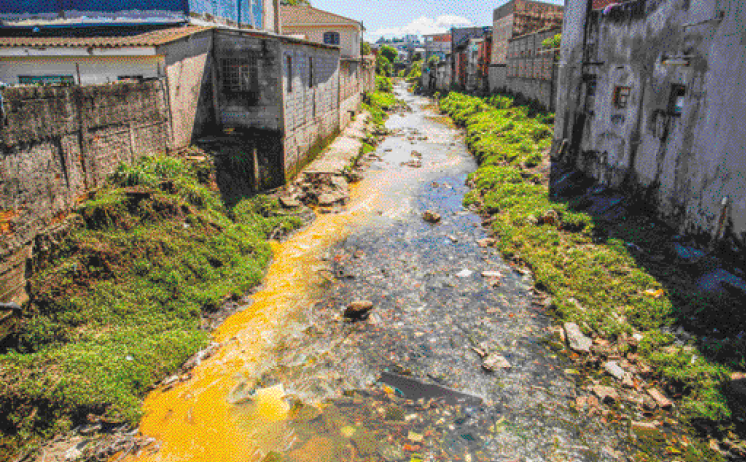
[0,81,170,303]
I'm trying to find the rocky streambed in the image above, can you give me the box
[115,83,675,462]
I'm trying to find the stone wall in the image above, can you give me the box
[0,81,170,303]
[555,0,746,251]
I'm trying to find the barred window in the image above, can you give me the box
[221,56,260,103]
[323,32,340,45]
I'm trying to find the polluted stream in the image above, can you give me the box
[126,84,633,462]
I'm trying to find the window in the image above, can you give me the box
[613,86,631,109]
[668,84,686,116]
[286,55,293,93]
[221,57,259,104]
[323,32,340,46]
[18,75,75,85]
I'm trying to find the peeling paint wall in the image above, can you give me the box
[556,0,746,250]
[0,81,170,303]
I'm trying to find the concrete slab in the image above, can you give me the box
[303,113,370,176]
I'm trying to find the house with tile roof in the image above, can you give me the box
[280,5,364,59]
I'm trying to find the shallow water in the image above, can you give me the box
[126,84,633,462]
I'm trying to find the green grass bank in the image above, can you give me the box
[0,155,304,456]
[439,91,741,460]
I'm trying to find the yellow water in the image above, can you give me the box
[125,182,383,462]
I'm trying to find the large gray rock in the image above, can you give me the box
[564,322,592,354]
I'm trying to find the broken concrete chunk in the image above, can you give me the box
[646,387,674,409]
[592,385,619,403]
[422,211,441,223]
[477,238,496,248]
[482,355,511,372]
[604,361,626,381]
[344,300,374,320]
[481,271,502,279]
[318,193,338,207]
[279,196,302,209]
[564,322,592,354]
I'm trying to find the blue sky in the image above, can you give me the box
[311,0,564,41]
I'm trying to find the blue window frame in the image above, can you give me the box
[323,32,340,46]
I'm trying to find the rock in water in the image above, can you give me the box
[564,322,592,354]
[344,300,374,320]
[423,211,441,223]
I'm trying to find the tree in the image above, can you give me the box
[380,45,398,64]
[376,55,393,77]
[361,41,372,56]
[280,0,310,5]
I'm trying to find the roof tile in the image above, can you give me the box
[0,25,212,48]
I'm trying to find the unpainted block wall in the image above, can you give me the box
[282,41,340,178]
[340,59,362,128]
[0,81,170,303]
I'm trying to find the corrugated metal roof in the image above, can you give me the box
[280,6,362,29]
[0,25,212,48]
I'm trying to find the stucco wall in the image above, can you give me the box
[556,0,746,249]
[0,81,171,303]
[281,41,340,178]
[282,24,360,59]
[157,30,215,149]
[0,55,161,86]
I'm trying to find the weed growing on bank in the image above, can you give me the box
[439,92,735,432]
[363,76,398,129]
[0,155,303,454]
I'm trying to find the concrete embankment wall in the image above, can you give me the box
[0,81,171,303]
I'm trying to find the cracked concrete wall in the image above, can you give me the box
[556,0,746,251]
[0,81,170,303]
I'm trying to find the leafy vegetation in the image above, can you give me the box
[361,41,372,56]
[0,155,303,455]
[379,45,398,65]
[439,92,736,430]
[541,33,561,50]
[376,55,393,77]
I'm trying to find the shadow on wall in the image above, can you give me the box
[195,129,285,207]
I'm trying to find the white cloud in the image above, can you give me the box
[369,14,472,41]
